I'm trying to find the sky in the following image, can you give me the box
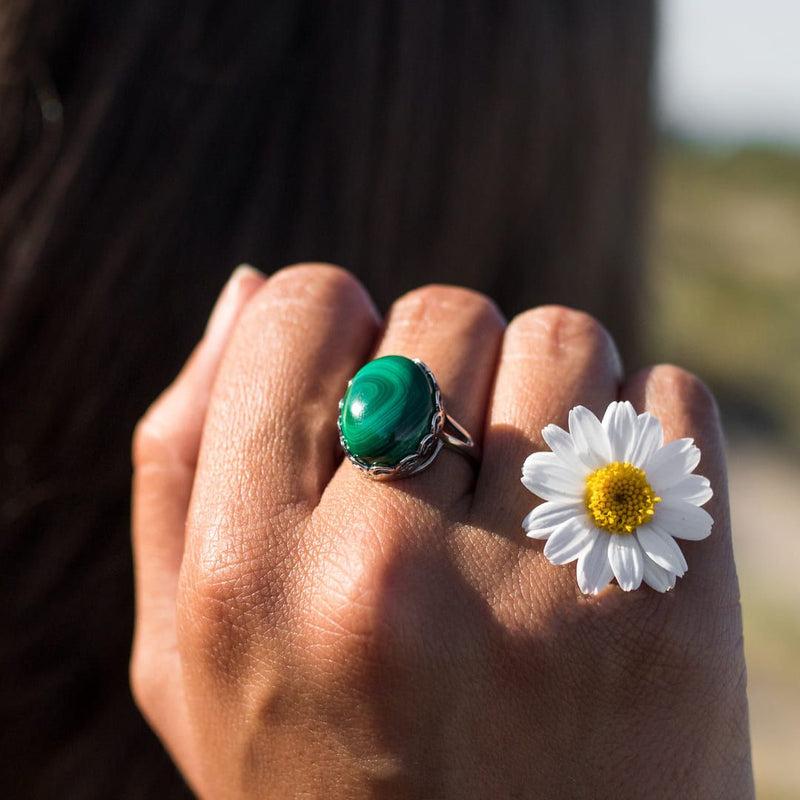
[657,0,800,145]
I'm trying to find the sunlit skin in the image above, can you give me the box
[131,264,754,799]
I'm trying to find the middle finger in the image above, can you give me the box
[328,284,505,513]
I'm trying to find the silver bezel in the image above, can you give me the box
[337,358,444,480]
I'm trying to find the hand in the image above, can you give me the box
[131,264,753,798]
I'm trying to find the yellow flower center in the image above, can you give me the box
[584,462,661,535]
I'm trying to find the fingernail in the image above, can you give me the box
[203,264,265,351]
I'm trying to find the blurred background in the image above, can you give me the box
[656,1,800,797]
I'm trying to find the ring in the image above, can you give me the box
[337,355,478,479]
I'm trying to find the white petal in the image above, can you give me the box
[601,402,622,457]
[644,439,700,490]
[577,533,613,595]
[525,529,551,541]
[661,473,713,506]
[602,401,638,462]
[608,534,644,591]
[541,424,590,476]
[523,501,583,538]
[653,500,713,541]
[544,519,597,565]
[628,413,664,468]
[641,556,677,593]
[521,452,584,502]
[636,525,688,575]
[569,406,612,469]
[522,451,559,471]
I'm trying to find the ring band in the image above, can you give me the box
[338,355,479,480]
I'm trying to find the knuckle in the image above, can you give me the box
[184,549,264,628]
[647,364,719,419]
[300,535,388,670]
[301,515,461,685]
[505,305,622,376]
[273,261,350,282]
[177,564,256,673]
[390,284,504,332]
[589,599,725,701]
[256,262,376,319]
[178,523,288,666]
[508,305,614,353]
[178,507,309,671]
[232,263,379,349]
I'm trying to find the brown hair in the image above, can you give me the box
[0,2,654,796]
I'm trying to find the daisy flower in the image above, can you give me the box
[521,401,713,594]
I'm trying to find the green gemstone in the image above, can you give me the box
[340,355,436,467]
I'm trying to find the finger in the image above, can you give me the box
[183,264,381,571]
[464,307,621,609]
[130,265,265,771]
[475,306,622,532]
[620,365,738,607]
[329,284,506,510]
[619,366,749,778]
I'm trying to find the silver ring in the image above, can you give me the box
[337,355,479,480]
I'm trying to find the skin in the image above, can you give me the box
[131,264,754,799]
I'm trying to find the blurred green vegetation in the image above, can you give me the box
[740,584,800,800]
[650,140,800,800]
[649,141,800,448]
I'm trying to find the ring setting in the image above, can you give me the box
[338,355,477,479]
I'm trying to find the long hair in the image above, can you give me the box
[0,2,654,796]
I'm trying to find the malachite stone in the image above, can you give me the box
[339,355,436,467]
